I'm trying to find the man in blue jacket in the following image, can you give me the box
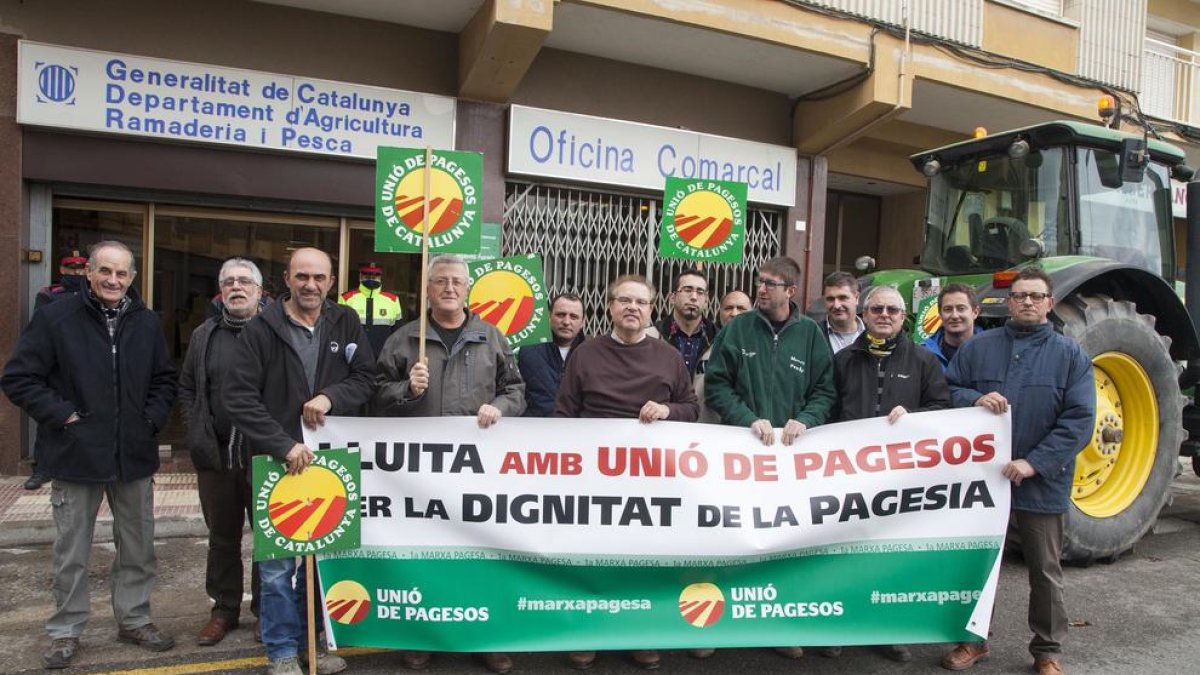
[942,267,1094,675]
[2,240,178,670]
[518,293,585,417]
[922,283,981,370]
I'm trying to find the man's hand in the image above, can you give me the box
[408,361,430,398]
[750,419,774,446]
[974,392,1009,414]
[1002,459,1037,485]
[477,404,502,428]
[781,419,808,446]
[638,401,670,424]
[302,394,332,430]
[285,443,315,475]
[887,405,908,424]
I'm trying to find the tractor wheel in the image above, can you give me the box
[1055,294,1186,561]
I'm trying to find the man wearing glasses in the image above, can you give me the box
[705,256,836,447]
[654,268,717,377]
[374,254,525,674]
[942,267,1094,675]
[555,274,698,671]
[179,258,265,647]
[830,285,949,664]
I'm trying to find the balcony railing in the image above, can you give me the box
[1141,38,1199,126]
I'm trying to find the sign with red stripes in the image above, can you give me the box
[658,177,747,264]
[467,254,551,350]
[252,448,361,560]
[375,146,482,254]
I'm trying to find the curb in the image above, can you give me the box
[0,516,209,547]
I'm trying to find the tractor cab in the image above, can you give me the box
[913,122,1185,282]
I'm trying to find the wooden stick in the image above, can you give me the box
[417,145,433,365]
[306,554,317,675]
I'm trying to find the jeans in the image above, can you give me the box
[259,557,319,661]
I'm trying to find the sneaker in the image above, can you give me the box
[24,473,50,490]
[815,646,842,657]
[267,656,304,675]
[941,642,989,671]
[881,644,912,662]
[688,648,716,659]
[117,623,175,652]
[42,637,79,670]
[299,647,348,675]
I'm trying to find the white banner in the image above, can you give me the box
[508,105,798,206]
[305,407,1011,559]
[18,41,456,158]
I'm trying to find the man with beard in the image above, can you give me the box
[922,283,981,370]
[518,293,586,417]
[821,271,864,354]
[224,248,377,675]
[718,290,752,327]
[179,258,266,647]
[655,268,716,377]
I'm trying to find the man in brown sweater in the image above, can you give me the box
[554,274,699,670]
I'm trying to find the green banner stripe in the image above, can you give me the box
[319,548,998,651]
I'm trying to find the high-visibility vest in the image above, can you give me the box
[339,285,403,328]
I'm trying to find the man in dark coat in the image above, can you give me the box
[178,257,266,647]
[223,248,376,675]
[942,267,1094,675]
[518,293,585,417]
[1,240,178,669]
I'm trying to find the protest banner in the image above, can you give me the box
[467,254,551,350]
[305,408,1010,652]
[658,177,747,264]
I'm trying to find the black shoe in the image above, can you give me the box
[118,623,175,652]
[43,637,79,669]
[24,473,50,490]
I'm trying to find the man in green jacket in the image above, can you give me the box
[705,255,836,446]
[702,255,835,662]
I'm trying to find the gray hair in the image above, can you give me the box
[863,285,905,312]
[428,254,468,277]
[219,257,264,287]
[87,240,137,273]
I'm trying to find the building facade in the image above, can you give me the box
[0,0,1197,472]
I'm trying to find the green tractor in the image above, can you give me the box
[854,121,1199,562]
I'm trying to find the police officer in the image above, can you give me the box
[35,250,89,309]
[339,262,403,356]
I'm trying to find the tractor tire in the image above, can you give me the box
[1055,294,1186,562]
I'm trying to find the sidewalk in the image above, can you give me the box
[0,472,208,546]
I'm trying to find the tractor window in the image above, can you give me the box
[1076,148,1174,277]
[921,147,1066,275]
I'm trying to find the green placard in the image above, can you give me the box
[913,294,941,343]
[658,177,747,264]
[467,254,550,350]
[252,448,361,561]
[376,147,482,254]
[461,223,502,262]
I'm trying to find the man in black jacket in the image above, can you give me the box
[1,240,178,670]
[832,284,949,663]
[178,257,265,647]
[518,293,585,417]
[223,248,376,675]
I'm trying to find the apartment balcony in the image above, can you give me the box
[1142,38,1200,126]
